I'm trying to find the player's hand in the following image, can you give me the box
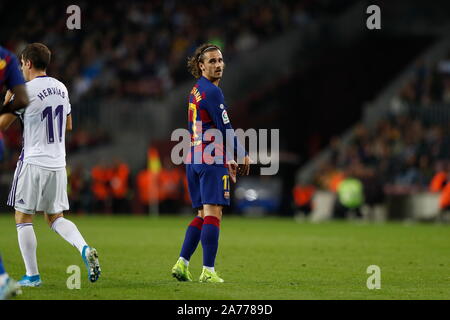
[3,90,13,106]
[226,159,238,183]
[237,155,252,176]
[0,90,12,114]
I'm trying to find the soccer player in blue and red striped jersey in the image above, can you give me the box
[171,44,251,283]
[0,45,29,300]
[0,46,29,114]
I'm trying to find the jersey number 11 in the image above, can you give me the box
[41,105,64,144]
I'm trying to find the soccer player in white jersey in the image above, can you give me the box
[0,43,101,287]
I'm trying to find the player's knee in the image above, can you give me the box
[204,212,222,222]
[45,213,64,227]
[203,204,222,221]
[15,211,33,224]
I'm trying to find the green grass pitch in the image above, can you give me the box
[0,214,449,300]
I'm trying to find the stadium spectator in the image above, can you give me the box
[429,161,448,192]
[135,167,159,214]
[158,157,184,214]
[91,161,113,214]
[110,159,131,214]
[292,183,315,219]
[428,161,450,222]
[334,176,364,220]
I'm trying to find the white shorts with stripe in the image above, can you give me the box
[7,161,69,214]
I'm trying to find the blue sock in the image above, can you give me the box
[201,216,220,268]
[179,216,204,261]
[0,254,6,275]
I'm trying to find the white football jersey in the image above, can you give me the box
[16,76,71,169]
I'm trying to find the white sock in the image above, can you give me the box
[51,217,88,254]
[16,223,39,276]
[204,266,215,272]
[179,257,189,266]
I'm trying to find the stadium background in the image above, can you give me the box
[2,0,450,220]
[0,0,450,300]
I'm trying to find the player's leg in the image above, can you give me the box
[45,211,101,283]
[15,210,41,287]
[10,162,41,286]
[173,208,204,281]
[45,213,88,254]
[179,208,204,265]
[199,204,224,282]
[0,254,22,300]
[43,168,101,283]
[172,165,203,281]
[9,162,41,286]
[198,165,230,283]
[44,212,100,282]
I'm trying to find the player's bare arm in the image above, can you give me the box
[0,113,17,131]
[4,89,13,105]
[66,114,72,131]
[0,90,18,130]
[0,84,29,114]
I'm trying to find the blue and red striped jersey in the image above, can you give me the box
[187,76,246,165]
[0,46,25,92]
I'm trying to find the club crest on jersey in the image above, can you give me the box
[222,110,230,124]
[0,59,6,70]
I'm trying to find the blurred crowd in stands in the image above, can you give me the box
[0,0,332,173]
[67,150,190,215]
[1,139,192,214]
[1,0,328,102]
[293,52,450,219]
[395,54,450,106]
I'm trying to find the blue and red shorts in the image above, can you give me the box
[186,164,231,208]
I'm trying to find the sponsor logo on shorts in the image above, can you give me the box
[224,191,230,199]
